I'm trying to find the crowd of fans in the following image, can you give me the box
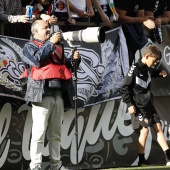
[0,1,169,28]
[0,0,118,37]
[0,1,169,27]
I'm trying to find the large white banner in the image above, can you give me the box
[0,27,129,107]
[1,25,170,170]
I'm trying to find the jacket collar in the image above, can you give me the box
[138,58,148,70]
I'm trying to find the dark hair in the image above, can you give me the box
[144,45,162,60]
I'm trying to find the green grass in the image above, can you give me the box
[100,165,170,170]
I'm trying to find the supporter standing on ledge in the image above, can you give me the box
[145,0,170,44]
[145,0,170,26]
[0,0,29,23]
[69,0,94,22]
[22,20,81,170]
[48,0,76,30]
[90,0,119,29]
[121,45,170,167]
[59,0,94,31]
[114,0,155,66]
[21,0,57,25]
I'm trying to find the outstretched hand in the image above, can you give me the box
[19,15,30,23]
[159,70,167,77]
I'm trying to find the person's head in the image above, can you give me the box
[31,20,51,41]
[142,45,162,67]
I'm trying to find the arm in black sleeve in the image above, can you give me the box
[149,67,162,78]
[121,65,135,108]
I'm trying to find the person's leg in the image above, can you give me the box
[47,93,65,170]
[30,96,52,170]
[153,123,169,150]
[153,123,170,165]
[138,126,149,166]
[138,126,149,154]
[127,47,136,67]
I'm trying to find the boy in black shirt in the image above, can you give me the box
[121,45,170,167]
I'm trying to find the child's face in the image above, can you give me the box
[146,56,159,67]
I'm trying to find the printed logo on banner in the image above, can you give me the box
[164,46,170,65]
[64,38,125,107]
[0,37,26,98]
[55,0,67,12]
[92,39,124,103]
[64,47,105,104]
[0,28,125,106]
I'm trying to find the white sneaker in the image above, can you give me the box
[166,161,170,166]
[30,166,41,170]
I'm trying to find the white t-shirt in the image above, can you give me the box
[98,0,114,5]
[69,0,86,18]
[98,0,108,5]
